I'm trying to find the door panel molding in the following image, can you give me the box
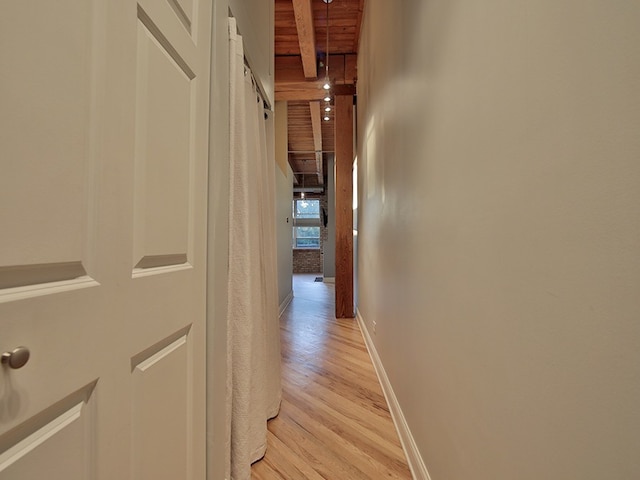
[132,331,192,479]
[0,381,97,478]
[0,262,87,290]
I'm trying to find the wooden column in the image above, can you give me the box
[334,95,354,318]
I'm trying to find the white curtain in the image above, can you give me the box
[226,17,282,480]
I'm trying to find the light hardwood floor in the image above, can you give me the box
[251,274,412,479]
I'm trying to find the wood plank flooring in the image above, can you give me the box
[251,275,412,479]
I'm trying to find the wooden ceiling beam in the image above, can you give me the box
[352,0,365,52]
[309,101,324,185]
[315,151,324,185]
[345,54,357,85]
[292,0,317,78]
[276,55,356,101]
[276,84,356,102]
[276,55,355,85]
[309,102,323,152]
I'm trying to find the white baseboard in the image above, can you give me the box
[323,277,335,283]
[356,309,431,480]
[279,290,293,317]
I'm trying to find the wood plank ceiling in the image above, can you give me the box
[275,0,363,190]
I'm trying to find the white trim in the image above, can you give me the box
[0,402,84,469]
[356,309,431,480]
[0,276,99,304]
[322,277,335,283]
[279,290,293,317]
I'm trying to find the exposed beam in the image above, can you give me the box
[276,55,357,101]
[277,55,352,85]
[288,150,335,153]
[309,101,324,185]
[309,102,323,152]
[353,0,365,53]
[345,54,357,85]
[276,83,356,101]
[315,152,324,185]
[335,95,354,318]
[290,158,299,184]
[292,0,317,78]
[293,187,323,193]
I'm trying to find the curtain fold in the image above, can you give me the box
[227,17,281,480]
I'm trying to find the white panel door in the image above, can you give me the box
[0,1,211,479]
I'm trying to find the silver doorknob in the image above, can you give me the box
[1,346,30,369]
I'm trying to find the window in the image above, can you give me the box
[293,199,321,249]
[293,226,320,248]
[294,198,320,219]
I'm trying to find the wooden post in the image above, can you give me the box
[334,95,354,318]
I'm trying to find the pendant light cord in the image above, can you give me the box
[325,0,329,81]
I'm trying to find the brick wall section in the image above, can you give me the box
[292,249,321,273]
[292,194,327,274]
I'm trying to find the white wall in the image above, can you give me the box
[357,1,640,479]
[275,102,293,310]
[275,164,293,309]
[228,0,274,107]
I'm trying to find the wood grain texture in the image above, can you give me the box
[276,0,363,192]
[334,94,354,319]
[275,0,364,56]
[292,0,317,78]
[352,0,365,53]
[309,101,324,184]
[251,275,412,479]
[275,55,356,102]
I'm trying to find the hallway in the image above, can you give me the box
[251,275,412,479]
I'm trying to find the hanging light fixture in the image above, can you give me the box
[319,0,333,123]
[322,0,332,90]
[322,0,333,122]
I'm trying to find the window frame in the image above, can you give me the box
[292,199,321,250]
[293,225,321,249]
